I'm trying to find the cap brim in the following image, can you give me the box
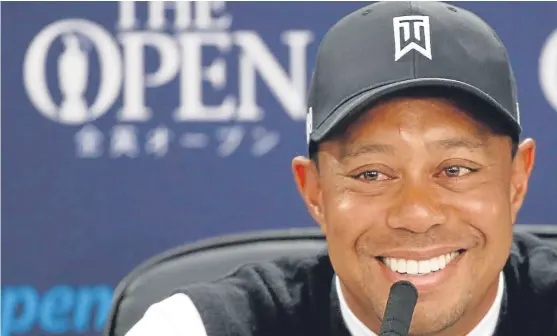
[310,78,522,143]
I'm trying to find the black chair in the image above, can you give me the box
[103,225,557,336]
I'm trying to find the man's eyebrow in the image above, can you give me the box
[338,137,487,160]
[340,142,395,160]
[431,137,487,151]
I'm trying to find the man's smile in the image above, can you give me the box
[374,248,469,293]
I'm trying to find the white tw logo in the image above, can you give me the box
[393,16,432,61]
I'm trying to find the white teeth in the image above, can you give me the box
[418,260,432,274]
[382,251,461,275]
[396,259,406,273]
[439,255,447,269]
[407,260,418,275]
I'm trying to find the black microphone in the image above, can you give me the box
[379,281,418,336]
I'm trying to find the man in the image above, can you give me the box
[126,2,557,335]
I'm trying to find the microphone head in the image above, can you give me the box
[379,281,418,336]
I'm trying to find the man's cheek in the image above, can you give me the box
[446,187,507,219]
[459,249,490,295]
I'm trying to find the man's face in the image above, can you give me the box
[293,96,535,335]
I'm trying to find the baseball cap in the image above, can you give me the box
[306,1,522,149]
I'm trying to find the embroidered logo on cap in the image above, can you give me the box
[393,16,432,61]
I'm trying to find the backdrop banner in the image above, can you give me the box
[3,2,557,336]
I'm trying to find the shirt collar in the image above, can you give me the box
[336,272,505,336]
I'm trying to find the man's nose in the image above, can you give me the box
[386,179,447,233]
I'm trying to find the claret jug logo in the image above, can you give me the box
[24,2,313,159]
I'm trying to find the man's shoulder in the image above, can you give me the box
[173,251,334,335]
[509,231,557,291]
[182,249,329,283]
[126,251,334,336]
[178,250,333,303]
[510,231,557,282]
[503,231,557,332]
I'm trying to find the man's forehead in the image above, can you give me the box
[317,94,504,159]
[343,95,492,139]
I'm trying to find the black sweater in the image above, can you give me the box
[177,232,557,336]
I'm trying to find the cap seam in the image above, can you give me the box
[410,1,417,79]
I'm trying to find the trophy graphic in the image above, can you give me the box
[58,34,89,124]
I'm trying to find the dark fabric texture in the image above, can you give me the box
[176,231,557,336]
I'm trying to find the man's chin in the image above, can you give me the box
[406,299,467,336]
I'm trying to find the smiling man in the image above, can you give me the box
[125,2,557,336]
[296,88,529,335]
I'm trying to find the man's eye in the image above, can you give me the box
[443,166,475,177]
[355,170,389,181]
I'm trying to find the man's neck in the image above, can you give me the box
[336,273,505,336]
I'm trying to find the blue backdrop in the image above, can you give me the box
[3,2,557,336]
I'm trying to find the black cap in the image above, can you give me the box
[307,1,521,148]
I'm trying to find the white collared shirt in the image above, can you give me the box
[126,273,505,336]
[336,273,505,336]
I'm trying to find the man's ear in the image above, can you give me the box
[292,156,328,234]
[509,138,536,224]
